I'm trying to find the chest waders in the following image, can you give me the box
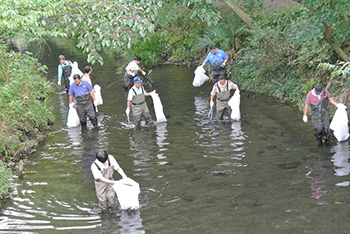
[216,82,232,120]
[123,72,135,91]
[76,94,97,129]
[310,96,330,145]
[61,63,72,93]
[93,158,118,210]
[211,63,226,83]
[131,88,151,126]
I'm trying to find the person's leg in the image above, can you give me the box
[76,103,88,130]
[86,100,98,127]
[141,104,151,124]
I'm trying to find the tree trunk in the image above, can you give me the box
[223,0,253,29]
[323,22,349,62]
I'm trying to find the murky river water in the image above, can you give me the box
[1,40,350,233]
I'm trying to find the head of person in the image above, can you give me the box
[133,76,143,88]
[314,83,323,95]
[218,74,226,85]
[73,74,81,85]
[58,55,66,64]
[96,150,108,163]
[84,66,92,74]
[134,56,141,65]
[209,45,217,54]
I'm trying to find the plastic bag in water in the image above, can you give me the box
[67,106,80,127]
[113,178,140,210]
[192,66,209,87]
[228,89,241,121]
[68,61,84,85]
[150,91,167,122]
[94,84,103,106]
[330,105,349,142]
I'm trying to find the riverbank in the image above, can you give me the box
[0,44,54,200]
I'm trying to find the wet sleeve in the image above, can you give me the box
[91,164,103,180]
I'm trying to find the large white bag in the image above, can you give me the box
[150,91,167,122]
[192,66,209,87]
[94,84,103,106]
[113,178,140,210]
[330,105,349,142]
[67,106,80,127]
[68,61,84,85]
[228,89,241,121]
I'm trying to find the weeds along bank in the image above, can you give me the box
[0,44,54,199]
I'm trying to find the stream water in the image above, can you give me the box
[1,40,350,233]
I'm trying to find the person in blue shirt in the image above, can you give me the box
[201,45,229,83]
[68,74,98,129]
[57,55,73,93]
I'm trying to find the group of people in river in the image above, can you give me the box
[57,44,346,211]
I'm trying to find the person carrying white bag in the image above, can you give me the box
[330,103,349,142]
[91,150,128,211]
[193,66,209,87]
[209,74,239,120]
[228,88,241,121]
[149,90,167,122]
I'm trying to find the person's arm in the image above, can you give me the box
[89,90,96,101]
[201,61,207,67]
[328,97,338,106]
[58,65,62,84]
[68,95,73,104]
[303,103,309,116]
[116,167,127,179]
[127,100,131,109]
[99,177,116,184]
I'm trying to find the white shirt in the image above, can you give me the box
[211,80,237,96]
[125,60,140,76]
[91,155,120,180]
[127,85,146,101]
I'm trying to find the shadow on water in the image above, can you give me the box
[2,39,350,233]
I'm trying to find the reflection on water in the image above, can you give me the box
[331,142,350,177]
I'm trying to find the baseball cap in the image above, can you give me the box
[133,76,143,83]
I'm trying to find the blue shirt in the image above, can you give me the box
[68,80,93,97]
[204,49,228,64]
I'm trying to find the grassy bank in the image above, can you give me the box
[0,43,54,199]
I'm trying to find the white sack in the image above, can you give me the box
[67,106,80,127]
[228,89,241,121]
[69,61,84,85]
[150,91,167,122]
[192,66,209,87]
[330,106,349,142]
[94,84,103,106]
[113,178,140,210]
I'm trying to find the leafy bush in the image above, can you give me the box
[0,44,54,160]
[0,161,11,199]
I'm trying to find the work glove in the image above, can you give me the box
[302,115,308,123]
[141,70,146,76]
[69,103,74,109]
[210,100,214,108]
[125,108,130,116]
[131,72,135,77]
[58,80,61,86]
[336,103,346,109]
[220,62,226,68]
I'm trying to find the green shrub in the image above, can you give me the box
[0,161,11,199]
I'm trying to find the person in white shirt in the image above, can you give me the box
[123,56,146,92]
[81,66,93,87]
[210,74,239,120]
[91,150,127,211]
[125,77,152,127]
